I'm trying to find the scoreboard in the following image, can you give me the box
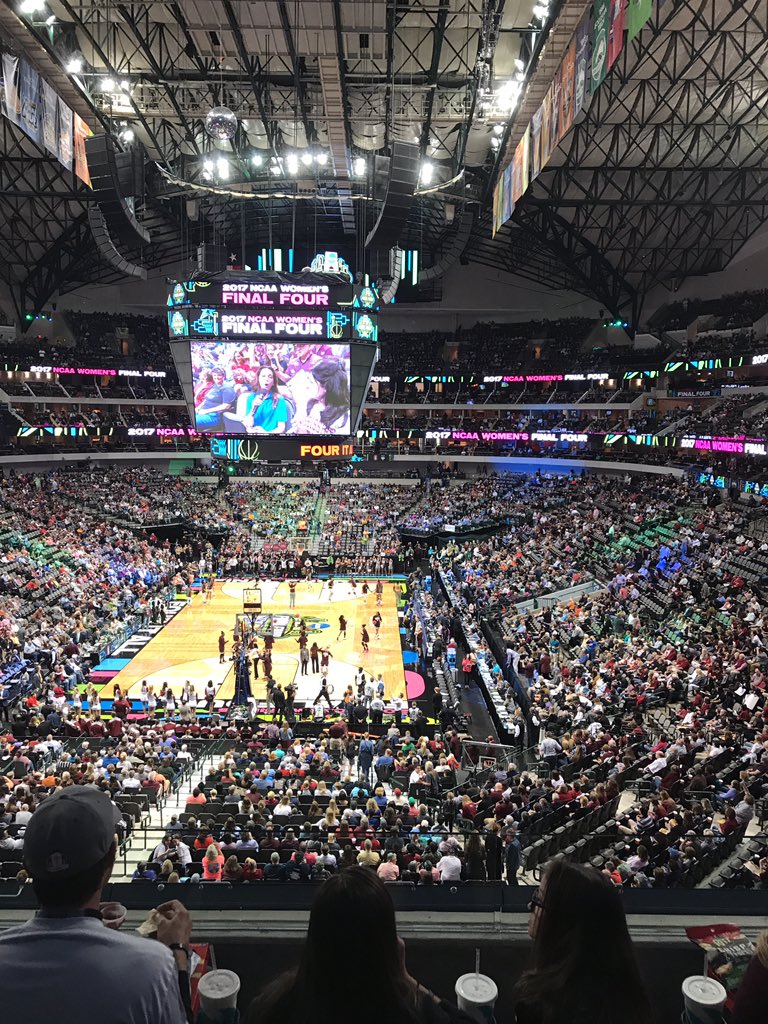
[167,272,378,343]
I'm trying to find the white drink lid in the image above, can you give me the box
[682,977,727,1006]
[198,969,241,999]
[455,973,498,1005]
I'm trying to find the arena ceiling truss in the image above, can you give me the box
[2,0,767,322]
[473,0,768,322]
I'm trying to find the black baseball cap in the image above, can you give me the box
[23,787,123,880]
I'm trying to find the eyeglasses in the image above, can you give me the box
[527,887,546,912]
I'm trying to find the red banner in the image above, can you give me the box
[608,0,626,69]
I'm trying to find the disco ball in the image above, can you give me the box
[205,106,238,142]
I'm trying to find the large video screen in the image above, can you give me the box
[191,340,351,435]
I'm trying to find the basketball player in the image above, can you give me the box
[372,611,382,639]
[288,579,297,608]
[327,577,334,600]
[218,630,227,664]
[361,624,370,654]
[375,580,383,606]
[337,614,347,641]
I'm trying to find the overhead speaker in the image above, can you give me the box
[196,244,229,274]
[365,141,419,251]
[419,205,473,282]
[377,247,403,305]
[85,134,150,249]
[88,207,147,279]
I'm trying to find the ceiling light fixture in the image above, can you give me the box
[100,77,116,92]
[420,161,434,185]
[286,153,299,174]
[315,151,328,166]
[251,153,263,167]
[216,157,229,180]
[353,156,366,176]
[301,150,313,166]
[19,0,45,14]
[65,57,83,74]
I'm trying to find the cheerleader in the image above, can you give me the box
[140,680,149,713]
[147,687,158,718]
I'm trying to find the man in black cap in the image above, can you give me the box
[0,786,191,1023]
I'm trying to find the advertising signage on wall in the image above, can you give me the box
[25,365,167,378]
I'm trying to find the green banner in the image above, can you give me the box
[627,0,653,40]
[591,0,611,93]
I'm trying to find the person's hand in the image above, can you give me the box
[154,900,192,947]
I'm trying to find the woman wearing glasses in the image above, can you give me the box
[515,860,652,1024]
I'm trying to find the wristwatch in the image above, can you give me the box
[169,942,191,961]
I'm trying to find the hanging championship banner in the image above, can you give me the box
[58,100,73,171]
[73,112,92,187]
[502,163,514,224]
[531,103,543,180]
[608,0,626,69]
[627,0,653,40]
[540,90,553,170]
[591,0,611,93]
[520,125,530,196]
[41,78,59,161]
[1,53,20,126]
[559,40,576,138]
[574,12,592,117]
[19,60,41,144]
[549,72,562,151]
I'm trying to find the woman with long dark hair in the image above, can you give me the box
[245,868,471,1024]
[309,358,350,431]
[514,859,652,1024]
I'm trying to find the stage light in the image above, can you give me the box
[251,153,263,167]
[100,77,116,92]
[493,124,504,135]
[286,152,299,174]
[119,127,135,144]
[514,58,525,72]
[533,4,549,21]
[19,0,44,14]
[65,57,83,74]
[216,156,229,179]
[419,161,433,185]
[301,150,313,166]
[353,156,366,177]
[496,81,521,112]
[315,151,328,166]
[203,158,214,174]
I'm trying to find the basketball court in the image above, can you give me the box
[99,578,407,706]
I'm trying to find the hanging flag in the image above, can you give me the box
[58,99,73,171]
[73,112,92,187]
[520,125,530,195]
[19,59,41,144]
[511,141,524,205]
[608,0,626,69]
[502,164,514,225]
[41,78,59,162]
[574,12,592,117]
[492,176,503,236]
[627,0,653,40]
[531,104,543,180]
[540,90,552,170]
[559,40,576,137]
[591,0,611,93]
[549,72,562,151]
[2,53,21,126]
